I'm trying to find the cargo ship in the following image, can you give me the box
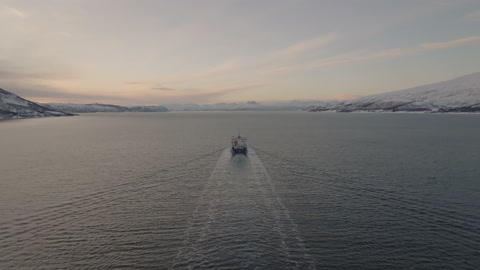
[231,135,247,155]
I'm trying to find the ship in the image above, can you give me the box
[231,135,248,155]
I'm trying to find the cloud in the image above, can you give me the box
[151,86,176,91]
[5,7,27,18]
[188,58,245,80]
[0,57,78,82]
[160,33,340,85]
[0,68,77,83]
[260,51,363,74]
[260,35,480,74]
[271,33,340,59]
[182,84,261,103]
[420,36,480,49]
[260,66,299,74]
[465,10,480,21]
[0,69,52,80]
[0,81,263,105]
[146,82,264,104]
[0,83,125,102]
[124,81,148,85]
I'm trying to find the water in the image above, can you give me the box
[0,112,479,269]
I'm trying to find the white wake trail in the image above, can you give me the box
[248,147,317,270]
[171,147,316,269]
[170,148,230,269]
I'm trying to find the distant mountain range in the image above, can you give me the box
[305,72,480,113]
[0,88,75,119]
[43,103,168,113]
[162,100,326,111]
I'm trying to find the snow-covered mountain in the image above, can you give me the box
[43,103,168,113]
[306,72,480,113]
[0,88,75,119]
[162,101,274,111]
[162,100,329,111]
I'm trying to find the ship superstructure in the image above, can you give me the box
[231,135,247,155]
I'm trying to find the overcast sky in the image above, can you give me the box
[1,0,480,105]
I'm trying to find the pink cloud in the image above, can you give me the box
[420,35,480,50]
[271,33,340,59]
[5,7,27,18]
[259,35,480,74]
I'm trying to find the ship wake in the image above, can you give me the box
[171,147,316,269]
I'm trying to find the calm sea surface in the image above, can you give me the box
[0,112,479,269]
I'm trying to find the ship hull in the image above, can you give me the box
[231,147,248,155]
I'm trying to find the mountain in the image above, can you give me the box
[162,100,328,111]
[127,105,169,112]
[0,88,75,119]
[306,72,480,113]
[163,101,274,111]
[43,103,168,113]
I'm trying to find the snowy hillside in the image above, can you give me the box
[44,103,168,113]
[0,88,75,119]
[306,72,480,113]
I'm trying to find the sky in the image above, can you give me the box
[1,0,480,105]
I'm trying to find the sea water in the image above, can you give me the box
[0,112,479,269]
